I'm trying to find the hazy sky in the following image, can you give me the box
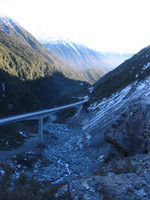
[1,0,150,53]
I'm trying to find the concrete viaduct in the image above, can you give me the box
[0,99,88,143]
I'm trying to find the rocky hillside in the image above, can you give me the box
[1,16,150,200]
[0,16,89,116]
[60,152,150,199]
[71,44,150,199]
[83,45,150,151]
[42,39,132,83]
[83,59,150,150]
[1,96,150,199]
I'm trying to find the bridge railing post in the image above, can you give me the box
[38,118,43,143]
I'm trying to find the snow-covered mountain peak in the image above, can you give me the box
[42,38,132,76]
[42,39,81,56]
[43,39,78,49]
[0,15,20,33]
[42,38,68,45]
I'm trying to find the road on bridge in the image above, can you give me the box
[0,99,88,125]
[0,99,88,143]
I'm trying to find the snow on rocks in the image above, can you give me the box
[89,87,94,93]
[83,76,150,134]
[54,152,150,200]
[19,131,27,138]
[143,62,150,71]
[0,18,9,32]
[7,115,102,184]
[0,16,21,33]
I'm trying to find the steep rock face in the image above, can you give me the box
[104,99,150,155]
[83,45,150,152]
[81,44,150,163]
[81,74,150,162]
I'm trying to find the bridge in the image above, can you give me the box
[0,99,88,143]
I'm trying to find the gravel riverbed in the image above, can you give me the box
[32,115,105,183]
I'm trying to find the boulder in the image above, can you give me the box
[104,144,125,162]
[104,99,150,155]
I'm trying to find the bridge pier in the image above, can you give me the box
[76,105,83,117]
[38,118,43,143]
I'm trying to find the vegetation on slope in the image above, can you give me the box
[0,18,89,117]
[92,46,150,100]
[43,40,132,84]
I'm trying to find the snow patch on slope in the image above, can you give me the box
[83,76,150,132]
[0,16,20,33]
[143,62,150,71]
[43,39,81,55]
[0,17,9,32]
[67,41,80,55]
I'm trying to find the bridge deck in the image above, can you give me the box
[0,99,88,143]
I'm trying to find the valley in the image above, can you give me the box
[1,14,150,200]
[42,39,132,84]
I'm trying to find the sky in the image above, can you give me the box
[1,0,150,53]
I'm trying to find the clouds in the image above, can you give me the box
[1,0,150,53]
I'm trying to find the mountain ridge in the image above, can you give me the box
[81,43,150,153]
[0,16,89,116]
[42,39,133,79]
[0,16,100,84]
[92,45,150,100]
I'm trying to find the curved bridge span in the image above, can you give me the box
[0,99,88,143]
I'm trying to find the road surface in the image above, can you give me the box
[0,99,88,126]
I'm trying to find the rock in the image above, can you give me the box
[104,99,150,156]
[53,153,150,199]
[69,177,103,200]
[104,144,125,162]
[100,173,150,200]
[55,184,69,198]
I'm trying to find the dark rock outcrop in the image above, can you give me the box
[104,98,150,156]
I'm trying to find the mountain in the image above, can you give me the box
[42,39,132,83]
[86,44,150,130]
[0,16,94,82]
[1,18,150,199]
[0,16,89,116]
[92,45,150,100]
[82,44,150,199]
[80,44,150,160]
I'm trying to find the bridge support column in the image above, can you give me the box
[76,105,83,118]
[38,118,43,143]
